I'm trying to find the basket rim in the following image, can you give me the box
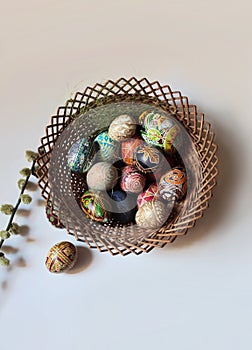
[36,77,218,256]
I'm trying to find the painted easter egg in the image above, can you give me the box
[120,165,146,193]
[121,136,144,165]
[108,190,137,224]
[67,138,94,173]
[135,201,168,229]
[133,144,162,174]
[45,202,64,229]
[139,111,182,151]
[80,190,111,223]
[87,162,118,191]
[137,183,159,208]
[108,115,137,141]
[159,167,187,201]
[45,241,77,273]
[94,131,119,162]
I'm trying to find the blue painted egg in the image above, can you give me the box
[94,131,119,162]
[133,144,163,174]
[108,190,137,224]
[67,138,93,173]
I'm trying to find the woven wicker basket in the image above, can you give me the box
[37,77,218,256]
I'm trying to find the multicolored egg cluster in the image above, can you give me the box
[66,111,188,229]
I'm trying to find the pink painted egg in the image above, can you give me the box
[137,183,159,208]
[120,165,146,193]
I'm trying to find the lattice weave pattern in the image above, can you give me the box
[37,78,218,256]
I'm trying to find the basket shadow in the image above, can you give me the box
[67,246,93,274]
[169,117,239,249]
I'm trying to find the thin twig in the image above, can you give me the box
[0,159,37,250]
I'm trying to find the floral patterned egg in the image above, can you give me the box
[121,136,144,165]
[120,165,146,193]
[108,114,137,141]
[94,131,119,162]
[133,144,162,174]
[159,167,187,201]
[137,183,159,208]
[67,138,93,173]
[87,162,118,191]
[139,111,182,152]
[80,190,111,223]
[45,241,77,273]
[135,201,168,229]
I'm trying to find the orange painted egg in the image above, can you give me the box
[121,136,144,165]
[159,167,187,201]
[45,241,77,273]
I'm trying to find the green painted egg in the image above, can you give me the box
[80,190,110,223]
[139,111,182,151]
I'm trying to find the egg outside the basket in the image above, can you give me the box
[45,241,77,273]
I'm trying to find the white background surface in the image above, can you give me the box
[0,1,252,349]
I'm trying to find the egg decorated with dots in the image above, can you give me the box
[87,162,118,191]
[108,115,137,141]
[80,190,111,223]
[45,241,77,273]
[159,167,187,201]
[120,165,146,193]
[67,138,94,173]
